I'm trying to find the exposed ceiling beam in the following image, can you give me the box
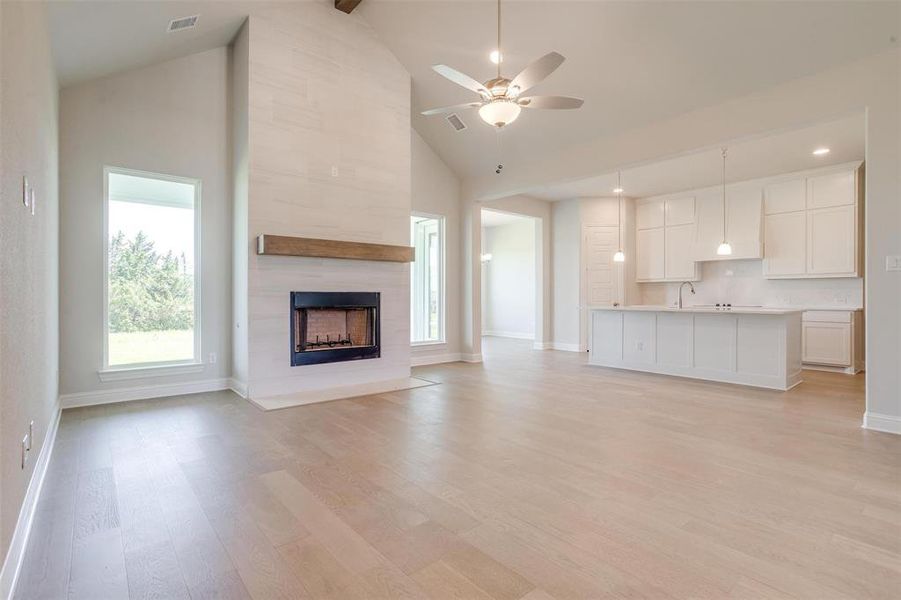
[335,0,363,14]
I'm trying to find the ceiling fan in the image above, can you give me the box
[421,0,583,129]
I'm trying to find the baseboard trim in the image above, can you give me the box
[411,353,462,366]
[533,341,553,350]
[249,377,436,411]
[862,411,901,435]
[228,377,248,398]
[461,353,483,363]
[483,331,534,340]
[0,400,62,600]
[59,378,231,409]
[551,342,581,352]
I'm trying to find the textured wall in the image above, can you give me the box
[0,0,59,570]
[242,1,411,398]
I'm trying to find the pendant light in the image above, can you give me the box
[716,147,733,256]
[613,171,625,262]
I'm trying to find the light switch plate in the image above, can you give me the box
[886,255,901,272]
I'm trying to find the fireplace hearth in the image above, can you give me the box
[290,292,380,366]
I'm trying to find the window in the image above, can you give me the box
[410,214,444,343]
[103,167,200,369]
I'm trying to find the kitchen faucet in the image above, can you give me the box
[678,281,695,309]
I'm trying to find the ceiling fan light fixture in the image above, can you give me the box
[479,99,521,128]
[489,50,503,64]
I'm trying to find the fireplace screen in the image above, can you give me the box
[290,292,380,366]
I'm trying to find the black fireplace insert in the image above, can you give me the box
[290,292,380,366]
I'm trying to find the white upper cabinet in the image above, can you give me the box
[692,184,762,261]
[807,205,856,275]
[665,196,694,226]
[763,163,861,279]
[765,178,806,214]
[807,171,855,209]
[665,224,696,280]
[636,228,665,281]
[636,199,665,229]
[763,211,806,277]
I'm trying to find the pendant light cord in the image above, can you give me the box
[721,147,728,242]
[617,171,623,250]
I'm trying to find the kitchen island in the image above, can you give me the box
[588,305,803,390]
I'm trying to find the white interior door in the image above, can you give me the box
[584,226,621,306]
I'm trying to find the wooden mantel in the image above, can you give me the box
[257,234,414,263]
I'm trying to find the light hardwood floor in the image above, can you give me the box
[15,337,901,599]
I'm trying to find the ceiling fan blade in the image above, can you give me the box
[431,65,489,97]
[508,52,565,96]
[421,102,482,116]
[517,95,584,109]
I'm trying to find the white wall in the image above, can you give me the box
[58,48,232,399]
[230,22,249,393]
[411,130,462,364]
[552,199,581,349]
[238,1,411,399]
[482,219,536,339]
[0,0,59,582]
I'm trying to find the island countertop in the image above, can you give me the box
[587,305,804,316]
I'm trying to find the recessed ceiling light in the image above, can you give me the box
[489,50,503,64]
[613,187,624,194]
[813,147,830,156]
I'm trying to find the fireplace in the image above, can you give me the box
[290,292,380,366]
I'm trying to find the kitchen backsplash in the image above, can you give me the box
[640,259,863,309]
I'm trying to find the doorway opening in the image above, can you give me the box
[480,208,538,354]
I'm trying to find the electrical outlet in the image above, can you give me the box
[209,352,217,364]
[331,165,339,177]
[886,255,901,272]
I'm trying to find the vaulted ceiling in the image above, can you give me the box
[47,1,897,185]
[358,0,896,179]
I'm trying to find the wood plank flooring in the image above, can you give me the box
[15,337,901,599]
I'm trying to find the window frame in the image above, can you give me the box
[410,211,446,346]
[100,165,203,375]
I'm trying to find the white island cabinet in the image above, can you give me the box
[588,306,803,390]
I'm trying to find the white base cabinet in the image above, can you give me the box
[802,310,863,374]
[588,307,803,390]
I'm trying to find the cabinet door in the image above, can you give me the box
[803,322,851,366]
[665,196,695,226]
[807,170,855,209]
[807,204,855,275]
[636,199,664,229]
[665,224,696,280]
[763,211,806,277]
[765,178,805,214]
[636,228,664,281]
[692,189,723,262]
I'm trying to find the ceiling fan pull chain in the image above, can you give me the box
[495,128,504,174]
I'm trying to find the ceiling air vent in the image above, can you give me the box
[168,15,199,32]
[446,113,467,132]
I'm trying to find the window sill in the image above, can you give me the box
[411,340,446,348]
[98,362,205,382]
